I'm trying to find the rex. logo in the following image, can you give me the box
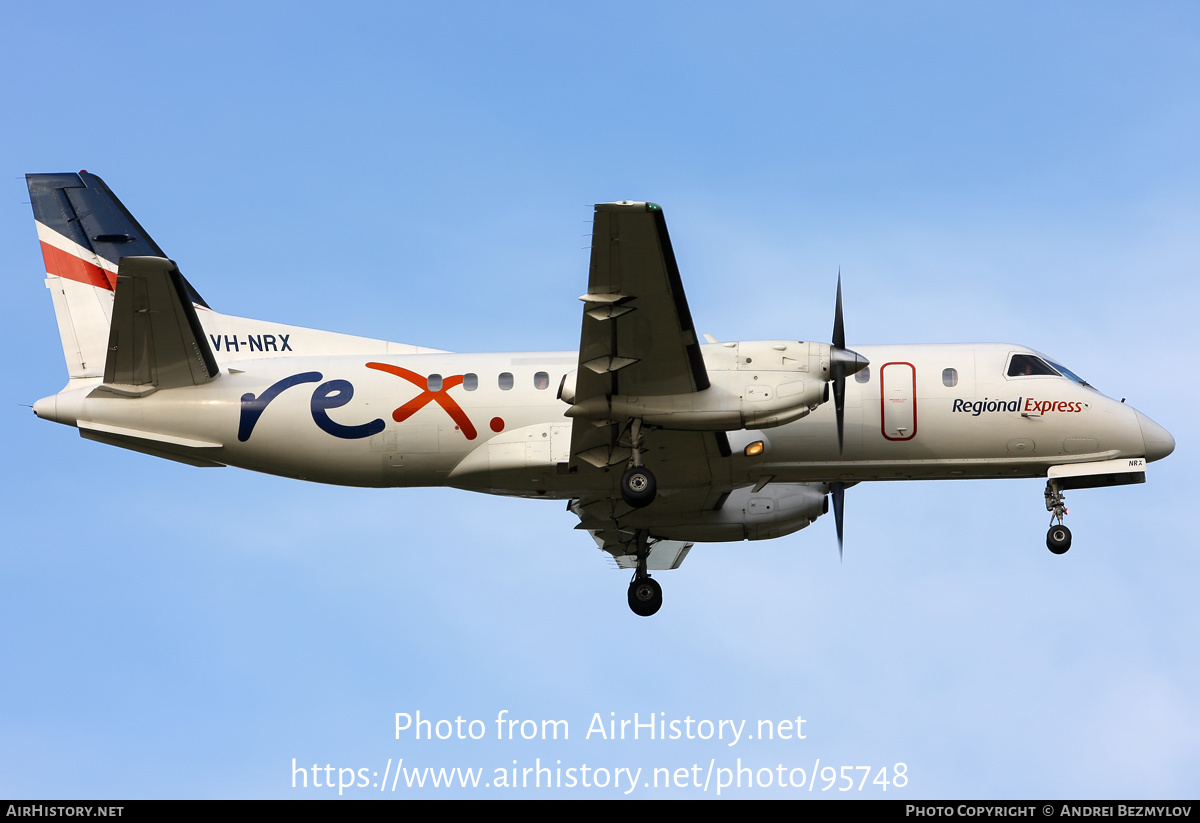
[237,364,483,442]
[365,362,478,440]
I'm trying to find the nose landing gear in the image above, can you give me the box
[1047,523,1072,554]
[1044,480,1072,554]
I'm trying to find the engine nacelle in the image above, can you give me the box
[649,483,828,542]
[557,369,577,405]
[565,340,832,431]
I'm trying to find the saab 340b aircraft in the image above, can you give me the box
[26,172,1174,616]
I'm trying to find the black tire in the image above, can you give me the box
[627,577,663,617]
[620,466,657,508]
[1047,524,1072,554]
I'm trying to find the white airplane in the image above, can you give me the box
[27,172,1174,616]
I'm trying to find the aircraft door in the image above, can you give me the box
[880,362,917,441]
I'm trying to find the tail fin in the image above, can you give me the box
[27,172,209,378]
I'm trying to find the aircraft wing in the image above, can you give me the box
[586,528,693,571]
[568,433,733,570]
[569,201,715,472]
[569,481,715,570]
[574,201,708,402]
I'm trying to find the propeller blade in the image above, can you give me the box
[833,363,846,454]
[832,270,845,351]
[831,271,847,454]
[831,481,845,560]
[828,270,868,456]
[828,273,861,559]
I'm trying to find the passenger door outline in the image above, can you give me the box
[880,361,917,441]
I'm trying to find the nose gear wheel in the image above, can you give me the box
[1044,480,1072,554]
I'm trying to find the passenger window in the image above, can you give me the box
[427,374,443,392]
[855,366,870,384]
[534,371,549,390]
[942,368,958,388]
[463,373,478,391]
[498,372,514,390]
[1007,354,1058,377]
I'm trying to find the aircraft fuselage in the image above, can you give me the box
[34,339,1162,494]
[25,173,1174,615]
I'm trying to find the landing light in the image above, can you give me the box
[744,441,764,457]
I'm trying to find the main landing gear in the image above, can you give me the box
[620,419,656,508]
[628,575,663,617]
[626,529,662,617]
[621,466,656,508]
[1044,480,1072,555]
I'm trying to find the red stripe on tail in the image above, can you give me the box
[39,241,116,290]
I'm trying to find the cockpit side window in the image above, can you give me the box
[1007,354,1059,377]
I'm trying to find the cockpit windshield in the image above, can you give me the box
[1007,354,1058,377]
[1006,353,1095,389]
[1045,359,1093,389]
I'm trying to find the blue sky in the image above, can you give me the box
[1,1,1196,798]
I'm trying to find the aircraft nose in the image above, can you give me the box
[1135,409,1175,462]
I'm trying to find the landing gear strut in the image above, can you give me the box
[620,419,656,508]
[1044,480,1072,554]
[626,529,662,617]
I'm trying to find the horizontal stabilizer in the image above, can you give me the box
[79,426,226,468]
[78,419,222,450]
[102,256,220,391]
